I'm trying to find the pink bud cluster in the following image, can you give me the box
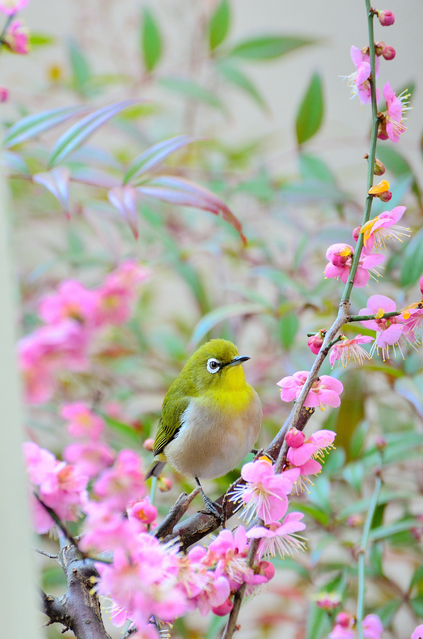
[0,0,29,16]
[18,261,150,404]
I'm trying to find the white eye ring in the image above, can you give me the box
[207,358,221,374]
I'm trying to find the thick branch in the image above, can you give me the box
[154,487,200,539]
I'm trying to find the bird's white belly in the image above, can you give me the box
[165,392,262,479]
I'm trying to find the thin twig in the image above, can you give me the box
[154,487,201,539]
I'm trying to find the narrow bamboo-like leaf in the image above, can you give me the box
[29,33,56,48]
[137,176,246,245]
[190,303,266,347]
[48,100,138,167]
[395,375,423,418]
[3,105,89,149]
[369,519,417,542]
[216,61,268,111]
[401,227,423,287]
[33,167,71,217]
[306,603,330,639]
[141,7,162,73]
[208,0,230,51]
[2,151,28,174]
[108,185,139,239]
[296,72,324,145]
[123,135,200,185]
[68,37,91,94]
[228,35,317,60]
[103,415,140,444]
[159,77,225,111]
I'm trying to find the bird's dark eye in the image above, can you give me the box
[207,358,221,374]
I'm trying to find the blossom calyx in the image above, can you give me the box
[373,158,386,176]
[378,10,395,26]
[368,180,391,201]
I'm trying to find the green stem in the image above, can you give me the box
[356,466,383,638]
[347,310,402,323]
[341,0,379,304]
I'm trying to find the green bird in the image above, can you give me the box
[145,339,262,516]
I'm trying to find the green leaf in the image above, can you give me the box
[209,0,230,51]
[228,35,317,60]
[410,597,423,617]
[48,99,137,167]
[299,153,335,183]
[141,7,162,73]
[395,375,423,418]
[29,33,56,48]
[292,502,330,526]
[376,145,413,177]
[306,603,331,639]
[279,312,299,349]
[190,303,267,347]
[103,415,141,444]
[296,72,324,145]
[374,599,402,626]
[216,61,268,111]
[349,419,370,459]
[338,491,410,521]
[369,519,417,543]
[205,614,226,639]
[124,135,200,184]
[68,37,91,95]
[3,105,89,149]
[159,77,226,111]
[308,475,331,514]
[401,227,423,288]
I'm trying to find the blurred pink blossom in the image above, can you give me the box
[4,19,29,53]
[324,243,385,288]
[80,502,139,554]
[412,625,423,639]
[93,449,146,510]
[63,441,115,479]
[39,280,97,325]
[347,46,380,105]
[127,498,157,529]
[277,371,344,409]
[60,402,105,440]
[0,0,29,16]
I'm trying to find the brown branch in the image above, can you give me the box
[41,542,111,639]
[154,487,201,539]
[169,406,315,551]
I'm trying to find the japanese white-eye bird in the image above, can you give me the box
[145,339,262,516]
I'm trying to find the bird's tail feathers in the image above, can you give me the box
[145,459,166,480]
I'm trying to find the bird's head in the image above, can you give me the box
[184,339,250,394]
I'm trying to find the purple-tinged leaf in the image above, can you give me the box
[123,135,201,184]
[33,167,71,218]
[2,151,29,174]
[108,185,139,239]
[48,100,140,168]
[3,105,89,149]
[137,176,246,245]
[71,167,120,189]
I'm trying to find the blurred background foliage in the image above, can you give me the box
[3,0,423,637]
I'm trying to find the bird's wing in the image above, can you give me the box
[153,395,190,456]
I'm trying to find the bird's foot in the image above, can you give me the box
[200,493,223,523]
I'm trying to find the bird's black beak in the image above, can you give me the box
[226,355,251,367]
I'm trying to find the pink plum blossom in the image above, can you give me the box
[24,442,88,532]
[324,243,385,288]
[230,458,299,524]
[93,261,150,326]
[378,10,395,26]
[60,402,105,440]
[330,335,374,367]
[277,371,344,409]
[0,0,29,15]
[246,512,307,560]
[127,498,157,529]
[346,46,380,105]
[359,206,410,250]
[329,612,355,639]
[412,625,423,639]
[4,19,29,53]
[93,449,146,510]
[359,294,408,360]
[378,82,410,143]
[362,614,384,639]
[401,307,423,341]
[63,441,115,479]
[80,502,140,554]
[186,565,231,617]
[39,280,97,325]
[308,330,325,354]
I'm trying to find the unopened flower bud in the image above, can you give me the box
[0,87,8,102]
[378,10,395,26]
[212,599,233,617]
[382,45,396,60]
[307,330,326,354]
[379,190,392,202]
[375,435,387,450]
[314,592,341,611]
[143,438,154,451]
[158,476,172,492]
[374,158,386,176]
[346,514,363,527]
[336,612,355,628]
[352,227,361,242]
[256,560,275,582]
[285,427,305,448]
